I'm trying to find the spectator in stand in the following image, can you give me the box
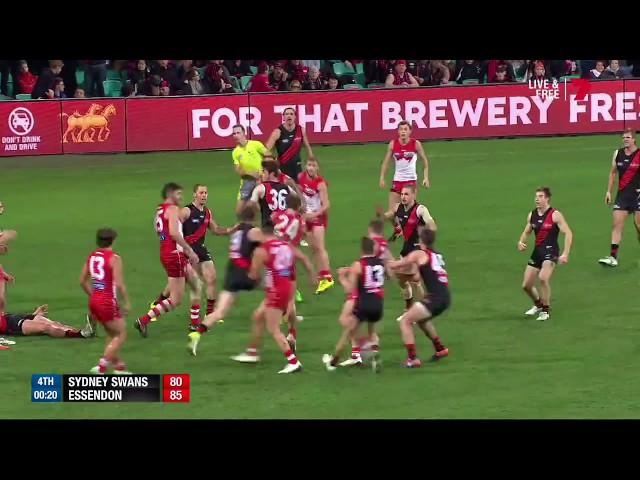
[588,60,607,79]
[73,87,86,98]
[600,60,627,79]
[365,60,394,85]
[151,60,181,93]
[32,60,64,99]
[247,62,274,93]
[289,79,302,92]
[411,60,430,86]
[425,60,451,85]
[205,62,234,94]
[129,60,151,94]
[183,68,207,95]
[455,60,482,84]
[176,60,194,82]
[160,81,171,96]
[385,60,419,88]
[302,66,326,90]
[484,60,516,83]
[147,75,162,96]
[122,83,137,97]
[287,60,307,83]
[15,60,38,95]
[526,61,552,82]
[45,78,67,99]
[84,60,108,97]
[491,65,513,83]
[549,60,573,79]
[326,74,341,90]
[226,60,252,78]
[269,62,289,91]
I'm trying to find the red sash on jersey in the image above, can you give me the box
[278,125,303,165]
[535,208,555,247]
[184,208,211,245]
[402,204,420,241]
[618,150,640,192]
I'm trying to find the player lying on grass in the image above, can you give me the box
[0,200,17,255]
[1,270,92,338]
[322,236,390,372]
[80,228,132,374]
[389,228,450,368]
[230,223,314,374]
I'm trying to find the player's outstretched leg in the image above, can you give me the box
[323,300,359,371]
[399,301,443,368]
[200,261,218,318]
[285,297,299,353]
[599,211,626,267]
[90,317,129,374]
[21,316,90,338]
[188,291,236,356]
[415,318,448,361]
[187,269,203,331]
[310,226,334,294]
[264,306,302,374]
[522,265,543,317]
[231,302,266,363]
[396,274,414,321]
[535,261,555,321]
[136,277,184,337]
[149,285,170,321]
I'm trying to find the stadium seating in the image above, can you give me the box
[240,75,252,91]
[103,80,122,97]
[75,69,85,89]
[249,65,257,75]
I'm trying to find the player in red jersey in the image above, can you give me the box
[0,267,92,340]
[0,200,17,255]
[322,236,389,372]
[79,228,132,374]
[299,157,334,294]
[230,223,313,374]
[271,194,309,351]
[389,228,450,367]
[136,183,199,337]
[379,121,430,217]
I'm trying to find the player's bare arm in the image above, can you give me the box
[248,183,266,211]
[179,207,191,222]
[302,127,314,158]
[32,304,48,316]
[208,211,235,235]
[553,210,573,264]
[416,140,430,188]
[112,254,131,315]
[248,247,266,281]
[417,204,437,231]
[379,141,394,188]
[293,246,316,288]
[248,227,266,244]
[605,150,618,205]
[341,260,361,293]
[389,249,424,271]
[79,262,92,296]
[517,212,533,251]
[0,265,14,284]
[167,205,198,264]
[264,128,281,152]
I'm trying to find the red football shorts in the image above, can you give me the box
[265,281,294,313]
[161,252,187,278]
[306,213,328,230]
[391,180,417,194]
[89,297,120,324]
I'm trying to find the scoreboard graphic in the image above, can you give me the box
[31,374,190,403]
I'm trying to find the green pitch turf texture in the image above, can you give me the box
[1,134,639,419]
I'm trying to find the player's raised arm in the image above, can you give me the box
[293,246,315,289]
[79,261,92,296]
[167,205,198,264]
[248,246,267,281]
[301,126,314,159]
[379,141,394,189]
[517,212,533,251]
[112,254,131,315]
[207,209,235,236]
[605,150,618,205]
[553,210,573,264]
[264,128,281,152]
[416,140,430,188]
[417,204,437,231]
[389,249,423,271]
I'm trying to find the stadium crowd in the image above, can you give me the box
[1,59,639,100]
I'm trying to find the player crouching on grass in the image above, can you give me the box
[80,228,132,374]
[389,228,450,368]
[1,267,93,340]
[322,237,389,372]
[517,187,573,322]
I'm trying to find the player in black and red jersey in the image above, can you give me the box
[249,160,294,226]
[265,107,314,181]
[187,206,263,356]
[323,237,389,372]
[136,183,199,337]
[599,129,640,267]
[389,228,450,368]
[79,228,131,374]
[152,184,235,330]
[382,185,437,321]
[517,187,573,322]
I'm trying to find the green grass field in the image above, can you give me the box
[2,134,639,419]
